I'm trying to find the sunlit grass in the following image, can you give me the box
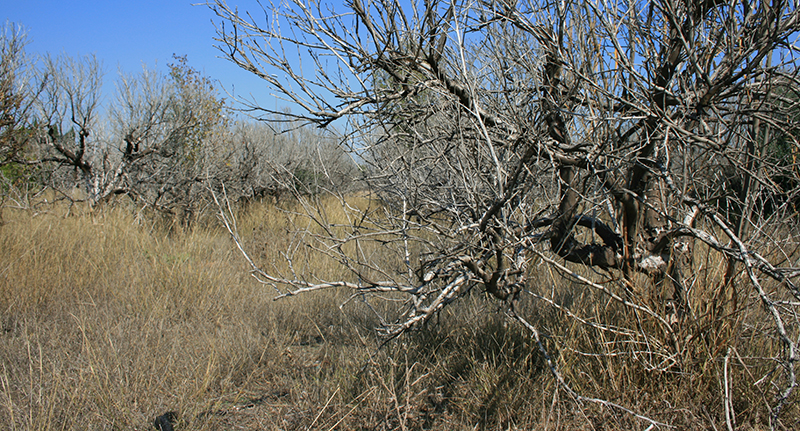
[0,197,797,430]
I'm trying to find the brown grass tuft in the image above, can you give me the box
[0,199,797,430]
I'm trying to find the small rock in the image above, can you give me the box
[154,411,177,431]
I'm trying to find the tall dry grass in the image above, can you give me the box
[0,201,371,430]
[0,198,797,430]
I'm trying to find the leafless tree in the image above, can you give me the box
[6,44,352,228]
[25,54,227,220]
[224,118,359,204]
[31,53,112,202]
[209,0,800,426]
[110,57,229,224]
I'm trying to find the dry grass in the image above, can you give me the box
[0,198,797,430]
[0,201,367,430]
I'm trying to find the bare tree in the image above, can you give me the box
[31,53,112,202]
[113,56,230,225]
[9,45,351,229]
[26,54,228,219]
[224,118,359,203]
[209,0,800,426]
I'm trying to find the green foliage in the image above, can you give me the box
[0,161,39,190]
[766,84,800,168]
[0,23,34,167]
[764,84,800,210]
[293,167,321,193]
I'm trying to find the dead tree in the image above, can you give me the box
[210,0,800,426]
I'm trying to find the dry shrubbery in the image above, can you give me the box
[201,4,800,430]
[0,197,795,430]
[4,0,799,428]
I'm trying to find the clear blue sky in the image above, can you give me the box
[4,0,276,112]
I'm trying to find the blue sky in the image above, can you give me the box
[4,1,275,111]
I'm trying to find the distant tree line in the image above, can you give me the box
[0,22,358,225]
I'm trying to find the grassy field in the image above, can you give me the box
[0,198,797,430]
